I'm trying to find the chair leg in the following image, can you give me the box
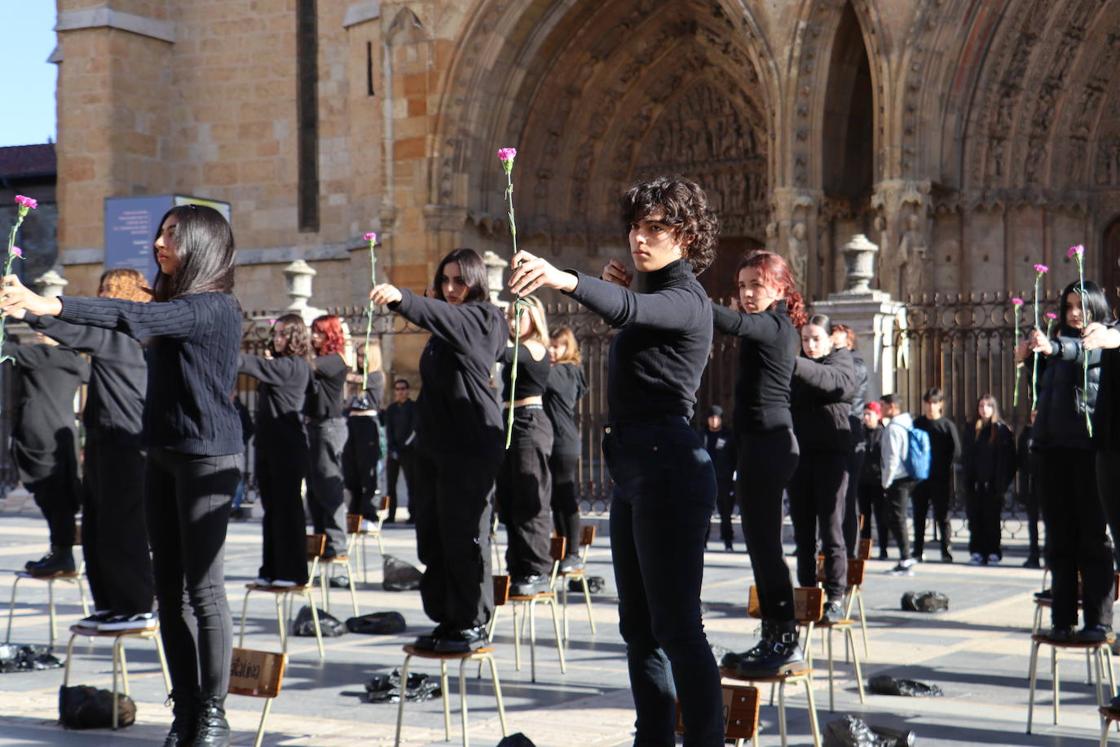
[62,632,78,685]
[512,604,522,672]
[1101,715,1111,747]
[856,589,869,657]
[153,633,171,695]
[804,675,822,747]
[1053,647,1061,725]
[777,681,788,747]
[458,657,470,747]
[561,583,570,645]
[440,660,452,741]
[486,654,509,736]
[320,564,328,612]
[47,580,57,647]
[307,591,325,661]
[254,697,274,747]
[5,576,20,644]
[394,654,413,747]
[239,590,252,648]
[1090,650,1096,686]
[529,599,538,683]
[76,576,90,617]
[275,595,287,651]
[1027,639,1041,733]
[848,627,865,703]
[581,575,595,634]
[111,638,121,730]
[826,628,835,713]
[119,642,131,695]
[347,561,360,618]
[548,598,567,674]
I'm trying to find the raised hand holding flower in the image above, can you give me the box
[361,232,378,382]
[1030,264,1049,409]
[1067,244,1092,434]
[0,197,38,363]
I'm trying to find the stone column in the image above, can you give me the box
[283,260,324,325]
[811,233,907,403]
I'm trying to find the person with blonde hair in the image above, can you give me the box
[545,325,587,571]
[14,268,154,632]
[497,294,556,595]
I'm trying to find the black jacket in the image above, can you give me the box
[913,416,961,484]
[848,353,869,450]
[1017,424,1039,501]
[790,348,857,453]
[1092,322,1120,451]
[700,426,736,484]
[307,353,348,421]
[859,425,884,487]
[544,362,586,454]
[384,399,417,455]
[1033,333,1101,451]
[390,290,507,457]
[964,421,1017,496]
[238,353,310,448]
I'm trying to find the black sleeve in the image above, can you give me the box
[392,290,505,355]
[26,314,116,354]
[239,354,305,386]
[312,353,348,380]
[948,419,962,462]
[2,342,48,369]
[711,302,786,342]
[564,271,706,332]
[58,295,196,340]
[792,353,857,402]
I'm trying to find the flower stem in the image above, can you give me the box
[0,211,27,365]
[363,241,377,383]
[1031,276,1041,411]
[1078,256,1092,436]
[503,165,521,449]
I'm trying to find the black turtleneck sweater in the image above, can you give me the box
[712,300,800,433]
[564,259,711,423]
[57,292,244,456]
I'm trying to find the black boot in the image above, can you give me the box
[720,621,772,670]
[193,696,231,747]
[163,690,199,747]
[731,620,803,679]
[27,546,75,577]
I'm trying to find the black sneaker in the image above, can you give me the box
[941,549,954,563]
[74,611,113,630]
[878,550,889,561]
[413,624,448,651]
[821,600,845,624]
[510,575,549,596]
[433,625,487,653]
[1023,556,1042,569]
[329,575,351,589]
[98,612,157,632]
[1047,626,1075,643]
[27,548,75,577]
[1034,588,1053,601]
[731,623,803,679]
[559,556,583,574]
[1076,624,1115,644]
[724,542,734,552]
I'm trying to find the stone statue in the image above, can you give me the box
[788,221,808,288]
[898,212,928,302]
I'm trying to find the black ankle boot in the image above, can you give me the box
[163,690,199,747]
[28,546,75,577]
[193,696,231,747]
[731,620,803,679]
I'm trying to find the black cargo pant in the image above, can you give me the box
[550,448,582,559]
[306,418,349,556]
[885,477,917,560]
[913,477,953,557]
[788,450,848,601]
[256,431,309,585]
[343,413,381,516]
[497,407,554,578]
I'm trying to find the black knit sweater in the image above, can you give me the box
[57,292,244,456]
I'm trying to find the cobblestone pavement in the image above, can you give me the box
[0,495,1108,746]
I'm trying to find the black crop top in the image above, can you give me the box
[500,344,551,401]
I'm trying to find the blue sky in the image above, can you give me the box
[0,2,57,146]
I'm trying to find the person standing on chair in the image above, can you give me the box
[544,325,587,572]
[238,315,312,588]
[700,405,736,551]
[371,248,507,653]
[912,387,961,563]
[507,176,725,744]
[2,204,244,747]
[497,295,555,596]
[344,343,385,519]
[1017,410,1043,568]
[384,377,417,523]
[306,315,350,564]
[831,323,868,558]
[15,268,154,630]
[962,394,1016,565]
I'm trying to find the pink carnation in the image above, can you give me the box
[497,147,517,162]
[14,195,36,210]
[1067,244,1085,259]
[1045,312,1058,320]
[363,232,377,243]
[1033,263,1049,274]
[10,246,22,259]
[1011,297,1025,306]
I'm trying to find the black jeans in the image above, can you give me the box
[604,419,723,746]
[737,427,799,622]
[306,418,348,555]
[257,433,309,584]
[885,478,916,560]
[549,449,581,559]
[913,478,953,556]
[1042,448,1113,629]
[25,446,81,549]
[967,483,1003,558]
[496,408,554,578]
[82,431,153,615]
[386,447,415,521]
[1097,452,1120,567]
[712,477,736,545]
[843,448,865,557]
[146,448,241,699]
[412,447,501,629]
[789,450,848,600]
[343,414,381,516]
[1021,472,1043,560]
[858,480,889,554]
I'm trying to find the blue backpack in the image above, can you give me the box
[902,423,931,481]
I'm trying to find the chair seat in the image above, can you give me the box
[402,644,495,660]
[816,619,854,629]
[1100,706,1120,721]
[69,624,159,639]
[719,665,811,683]
[245,583,311,593]
[323,555,350,563]
[509,592,555,602]
[1031,632,1114,648]
[16,570,81,581]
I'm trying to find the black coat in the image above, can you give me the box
[790,348,858,453]
[1034,333,1101,451]
[1092,322,1120,451]
[859,425,884,487]
[700,426,736,485]
[964,421,1017,496]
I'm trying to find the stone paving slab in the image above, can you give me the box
[0,508,1109,745]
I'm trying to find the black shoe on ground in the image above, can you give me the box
[1047,626,1075,643]
[558,556,583,574]
[193,696,230,747]
[724,542,734,552]
[941,548,954,563]
[821,600,845,624]
[27,547,75,577]
[510,575,549,596]
[329,575,351,589]
[433,625,487,653]
[1034,588,1053,601]
[878,550,889,561]
[1023,556,1042,569]
[731,622,803,679]
[1076,624,1115,644]
[163,690,199,747]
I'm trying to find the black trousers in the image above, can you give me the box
[967,484,1003,558]
[146,447,241,699]
[497,408,554,578]
[885,478,916,560]
[23,445,81,549]
[1021,475,1044,560]
[550,449,582,559]
[788,450,848,600]
[343,414,381,516]
[913,478,953,556]
[858,480,890,554]
[82,432,153,615]
[306,418,348,555]
[604,419,723,746]
[737,428,799,623]
[257,433,309,584]
[1041,448,1113,629]
[842,449,864,557]
[386,447,415,521]
[711,477,735,546]
[1098,452,1120,568]
[411,447,501,629]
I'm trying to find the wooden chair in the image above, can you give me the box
[62,623,170,730]
[238,534,326,661]
[229,647,287,747]
[805,562,867,712]
[720,586,822,747]
[676,684,761,746]
[856,538,873,561]
[1031,572,1120,685]
[394,644,509,747]
[815,554,871,660]
[1027,631,1117,733]
[346,495,390,583]
[6,565,90,647]
[311,532,359,618]
[558,524,597,644]
[1098,704,1120,745]
[487,537,567,683]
